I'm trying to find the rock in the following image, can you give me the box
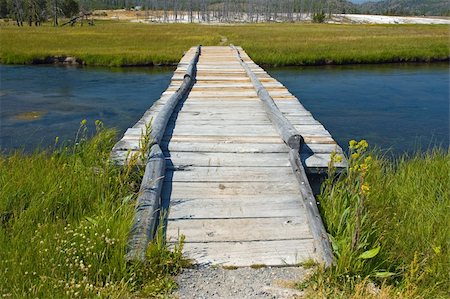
[64,57,78,65]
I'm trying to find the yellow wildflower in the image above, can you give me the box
[350,165,360,172]
[349,140,358,149]
[358,140,368,149]
[361,183,370,195]
[364,156,373,164]
[360,163,368,172]
[80,119,87,126]
[351,153,360,160]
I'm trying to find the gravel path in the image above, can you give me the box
[175,266,310,298]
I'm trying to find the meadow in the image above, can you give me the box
[0,21,448,66]
[0,122,188,298]
[302,141,449,298]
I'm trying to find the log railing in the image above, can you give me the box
[126,46,201,261]
[231,45,334,267]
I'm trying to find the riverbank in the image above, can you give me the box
[0,22,448,67]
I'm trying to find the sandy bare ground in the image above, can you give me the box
[333,14,450,24]
[174,265,310,299]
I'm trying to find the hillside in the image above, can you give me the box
[359,0,450,16]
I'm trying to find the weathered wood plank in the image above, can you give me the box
[165,166,296,182]
[162,135,284,144]
[166,196,305,219]
[164,152,345,168]
[163,142,340,154]
[166,217,312,242]
[170,240,317,267]
[165,152,291,167]
[162,181,300,198]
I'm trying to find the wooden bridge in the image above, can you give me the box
[112,46,345,267]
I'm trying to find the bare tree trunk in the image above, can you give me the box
[53,0,58,26]
[189,0,193,22]
[163,0,167,22]
[173,0,177,23]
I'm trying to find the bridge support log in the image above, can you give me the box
[150,46,201,144]
[126,46,201,260]
[289,149,334,267]
[126,144,166,261]
[231,45,303,151]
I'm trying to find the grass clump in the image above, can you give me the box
[0,22,448,66]
[0,121,187,298]
[301,141,449,298]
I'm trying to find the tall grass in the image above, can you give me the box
[303,141,449,298]
[0,122,187,298]
[0,22,448,66]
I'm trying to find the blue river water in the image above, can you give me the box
[0,63,448,154]
[268,63,449,154]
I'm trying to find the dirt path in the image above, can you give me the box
[219,36,228,46]
[175,266,310,298]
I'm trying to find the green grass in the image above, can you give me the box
[302,141,449,298]
[0,21,448,66]
[0,122,187,298]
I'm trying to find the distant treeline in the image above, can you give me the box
[107,0,358,23]
[1,0,448,26]
[360,0,450,17]
[74,0,450,17]
[1,0,81,26]
[0,0,359,25]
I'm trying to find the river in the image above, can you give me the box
[0,63,448,154]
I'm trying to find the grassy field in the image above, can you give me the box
[0,21,448,66]
[302,141,450,298]
[0,122,188,298]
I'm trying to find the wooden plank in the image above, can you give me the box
[166,217,312,242]
[166,166,296,182]
[162,181,300,198]
[166,125,280,137]
[162,135,284,144]
[166,196,305,219]
[164,152,345,168]
[164,141,339,154]
[172,76,251,81]
[165,152,291,167]
[167,117,320,126]
[163,141,290,153]
[171,239,317,266]
[164,125,329,137]
[179,100,302,107]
